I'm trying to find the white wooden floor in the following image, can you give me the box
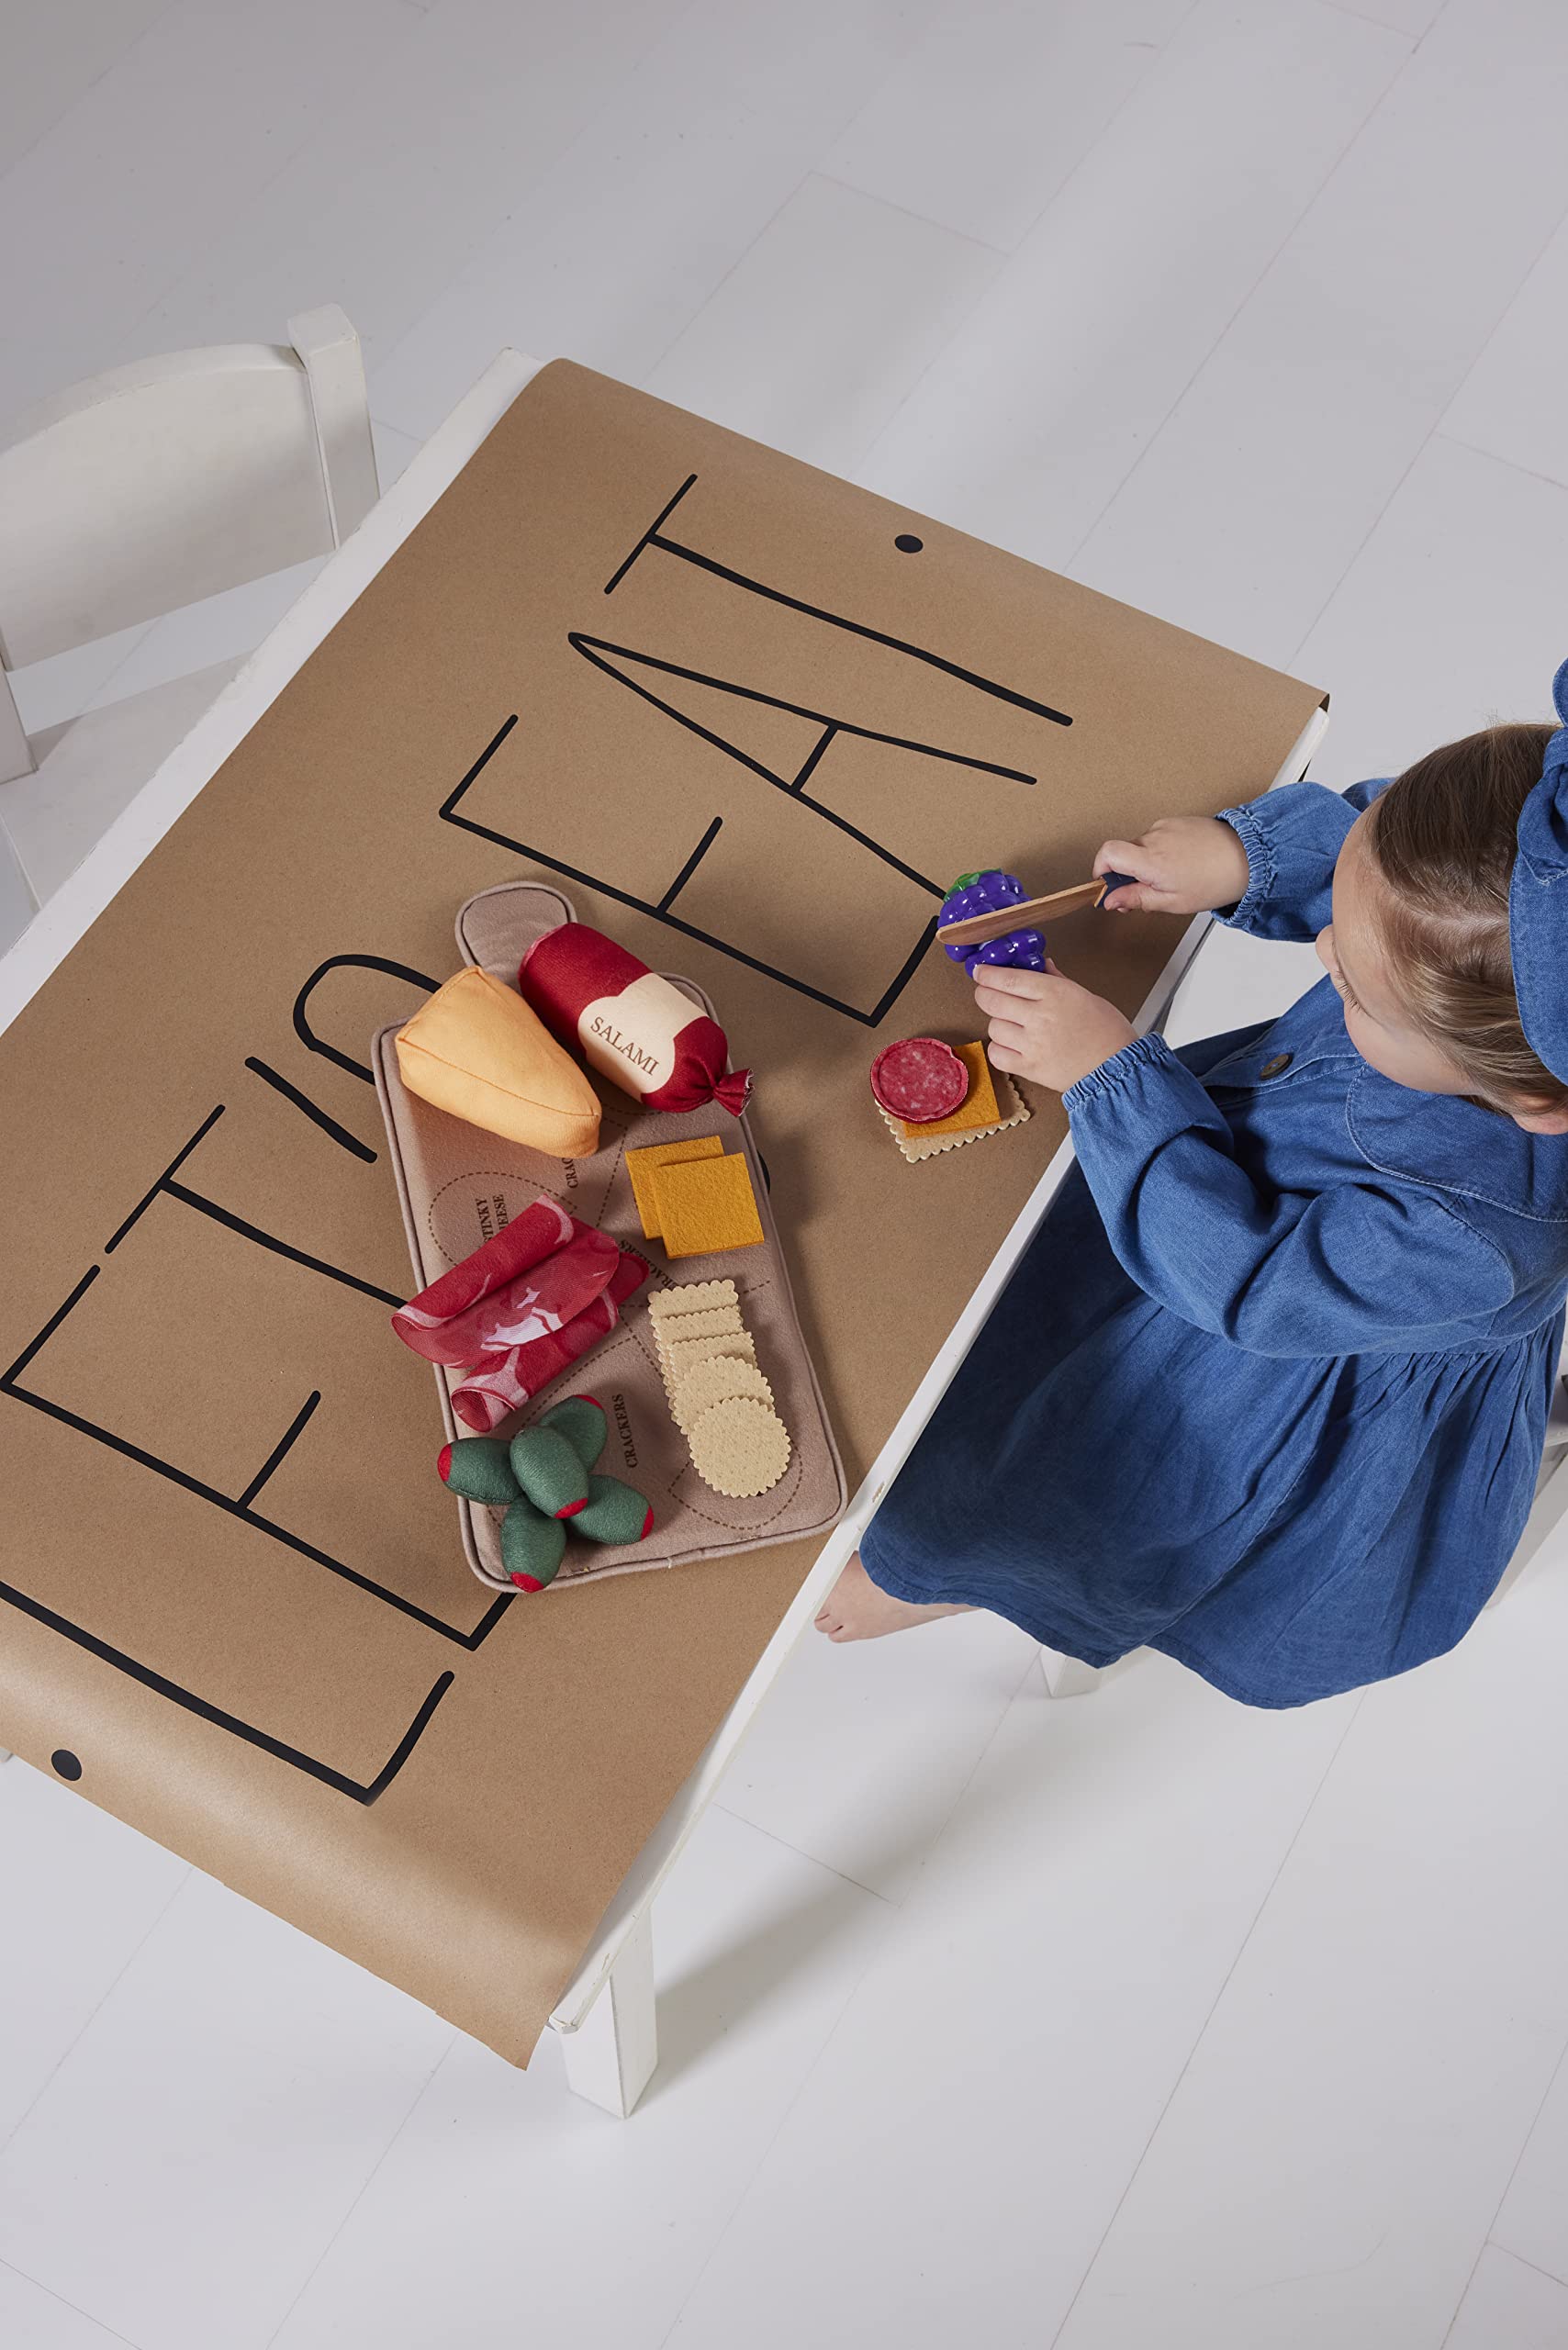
[6,4,1568,2344]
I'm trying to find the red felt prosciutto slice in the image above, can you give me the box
[392,1196,620,1369]
[451,1248,650,1432]
[869,1036,969,1125]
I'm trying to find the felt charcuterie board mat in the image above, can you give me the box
[0,358,1324,2067]
[373,882,846,1589]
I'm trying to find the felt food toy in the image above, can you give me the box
[875,1039,1031,1164]
[869,1037,970,1125]
[392,1197,649,1433]
[392,1195,616,1368]
[394,1211,619,1370]
[508,1426,589,1519]
[452,1248,648,1432]
[650,1152,764,1259]
[938,871,1047,979]
[897,1041,999,1139]
[519,923,751,1115]
[936,867,1140,978]
[626,1134,725,1241]
[437,1395,655,1590]
[395,966,601,1157]
[500,1500,567,1592]
[646,1281,794,1498]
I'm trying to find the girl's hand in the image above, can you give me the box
[975,961,1137,1093]
[1095,816,1249,914]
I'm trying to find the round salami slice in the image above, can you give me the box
[869,1036,969,1124]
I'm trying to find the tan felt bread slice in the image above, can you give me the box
[648,1279,739,1322]
[673,1356,776,1430]
[688,1395,792,1497]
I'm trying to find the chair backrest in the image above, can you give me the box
[0,306,378,673]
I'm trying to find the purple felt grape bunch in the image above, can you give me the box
[940,869,1047,979]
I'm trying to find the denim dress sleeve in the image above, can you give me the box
[1062,1034,1515,1356]
[1215,777,1390,942]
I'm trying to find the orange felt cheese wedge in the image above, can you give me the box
[395,967,601,1158]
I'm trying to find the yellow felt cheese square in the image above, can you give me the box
[652,1153,765,1259]
[395,967,601,1158]
[626,1134,725,1239]
[898,1041,1000,1139]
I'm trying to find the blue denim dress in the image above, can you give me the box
[861,778,1568,1707]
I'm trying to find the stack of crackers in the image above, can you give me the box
[877,1039,1030,1163]
[646,1280,792,1498]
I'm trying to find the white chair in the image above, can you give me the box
[0,306,379,945]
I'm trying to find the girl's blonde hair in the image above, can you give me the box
[1367,722,1567,1116]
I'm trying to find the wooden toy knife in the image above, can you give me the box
[935,875,1124,950]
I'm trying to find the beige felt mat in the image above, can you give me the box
[373,884,846,1589]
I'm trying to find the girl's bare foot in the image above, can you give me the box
[814,1550,974,1643]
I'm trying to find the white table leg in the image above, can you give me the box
[556,1907,656,2118]
[1039,1646,1103,1698]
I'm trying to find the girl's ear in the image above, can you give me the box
[1510,1102,1568,1135]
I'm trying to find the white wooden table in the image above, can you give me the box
[0,351,1328,2116]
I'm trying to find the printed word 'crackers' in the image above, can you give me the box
[626,1134,724,1240]
[647,1278,792,1492]
[651,1153,764,1259]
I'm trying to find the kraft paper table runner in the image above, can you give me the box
[0,360,1323,2063]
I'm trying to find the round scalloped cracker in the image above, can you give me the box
[674,1355,775,1430]
[688,1394,792,1496]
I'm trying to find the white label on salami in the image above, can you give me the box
[577,971,688,1094]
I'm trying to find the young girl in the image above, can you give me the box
[816,664,1568,1708]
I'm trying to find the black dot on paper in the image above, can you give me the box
[894,533,924,554]
[51,1749,83,1782]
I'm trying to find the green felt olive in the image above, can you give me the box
[437,1436,521,1506]
[536,1394,609,1472]
[500,1497,566,1591]
[509,1426,591,1520]
[573,1472,655,1548]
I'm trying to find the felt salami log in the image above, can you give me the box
[869,1037,969,1125]
[519,923,751,1115]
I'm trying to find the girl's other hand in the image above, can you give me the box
[1094,816,1249,914]
[975,961,1137,1093]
